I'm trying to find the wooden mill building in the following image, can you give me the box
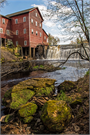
[0,7,49,58]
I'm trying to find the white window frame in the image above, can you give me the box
[23,17,26,22]
[23,29,26,34]
[2,18,5,24]
[36,31,38,35]
[36,13,37,17]
[6,30,10,35]
[36,21,37,26]
[40,23,41,28]
[0,28,3,33]
[31,19,33,23]
[15,19,18,24]
[16,30,18,35]
[24,40,27,46]
[40,32,41,37]
[32,29,34,34]
[44,36,46,40]
[16,41,18,46]
[47,38,48,43]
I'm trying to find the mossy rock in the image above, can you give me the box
[58,81,76,92]
[18,102,37,123]
[70,99,83,108]
[4,78,56,110]
[2,88,12,106]
[4,88,12,99]
[41,100,72,132]
[18,102,37,117]
[23,116,33,123]
[35,85,55,97]
[10,90,35,109]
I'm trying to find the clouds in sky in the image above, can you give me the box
[31,1,82,45]
[31,3,72,44]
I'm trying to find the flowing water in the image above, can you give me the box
[46,45,89,60]
[1,60,89,116]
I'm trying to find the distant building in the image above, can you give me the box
[0,7,49,58]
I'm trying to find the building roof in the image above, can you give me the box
[42,29,48,37]
[0,14,11,19]
[6,7,44,21]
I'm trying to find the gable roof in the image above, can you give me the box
[0,14,11,19]
[43,29,48,37]
[6,7,44,21]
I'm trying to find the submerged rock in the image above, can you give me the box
[41,100,72,132]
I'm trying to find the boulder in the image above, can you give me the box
[18,102,37,123]
[58,81,76,92]
[3,78,56,109]
[10,90,35,109]
[41,100,72,132]
[3,78,56,123]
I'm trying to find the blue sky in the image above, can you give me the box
[0,0,71,44]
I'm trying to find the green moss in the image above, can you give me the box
[70,99,83,108]
[85,70,90,75]
[18,102,37,117]
[10,90,35,109]
[33,66,39,69]
[4,114,13,123]
[40,65,44,68]
[23,116,33,123]
[35,85,54,97]
[58,81,76,92]
[56,90,72,103]
[4,88,12,98]
[41,100,71,132]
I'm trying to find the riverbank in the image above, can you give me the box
[1,70,89,134]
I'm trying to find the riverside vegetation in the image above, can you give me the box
[1,70,89,134]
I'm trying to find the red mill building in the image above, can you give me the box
[0,7,49,58]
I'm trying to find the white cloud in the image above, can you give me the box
[31,2,73,44]
[44,21,56,27]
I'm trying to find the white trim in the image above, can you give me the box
[23,28,26,34]
[16,30,18,35]
[36,21,37,26]
[0,28,3,33]
[16,41,18,46]
[31,19,33,23]
[44,36,46,40]
[6,29,10,35]
[2,18,5,24]
[40,23,41,28]
[23,17,26,22]
[15,19,18,24]
[24,40,27,46]
[36,31,38,35]
[40,32,41,37]
[47,38,48,43]
[32,29,33,34]
[36,13,37,17]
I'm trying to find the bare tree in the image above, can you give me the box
[48,33,60,45]
[0,0,7,7]
[46,0,90,62]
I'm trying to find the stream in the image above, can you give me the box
[1,60,89,116]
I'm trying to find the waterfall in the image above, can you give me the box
[46,45,60,60]
[46,45,89,60]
